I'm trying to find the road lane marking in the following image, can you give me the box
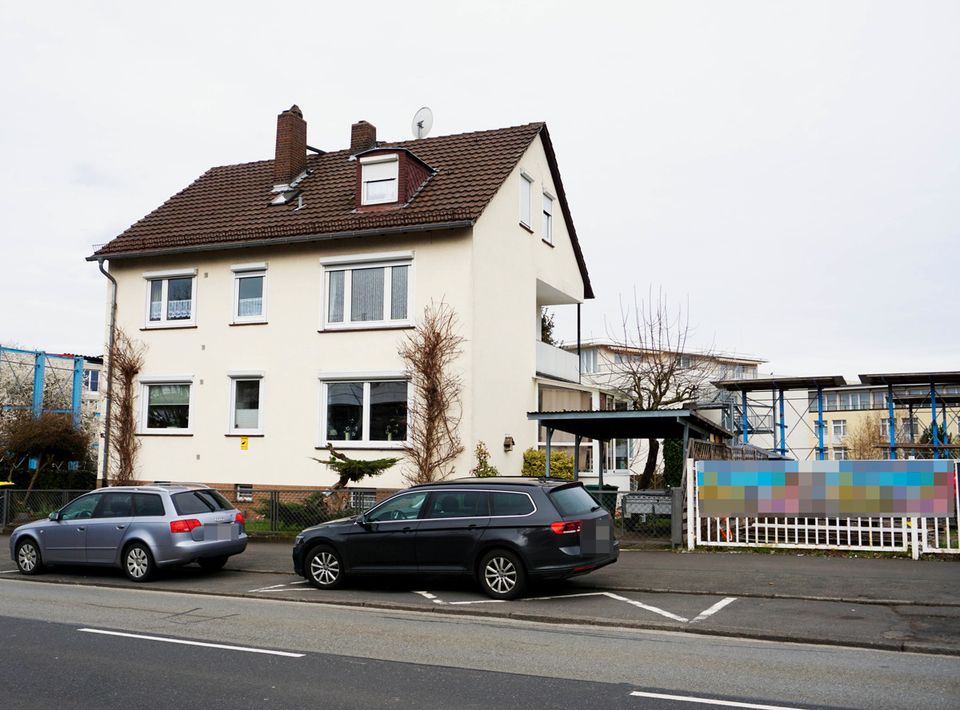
[690,597,737,624]
[78,628,305,657]
[247,580,309,593]
[447,599,506,605]
[0,569,21,574]
[629,690,806,709]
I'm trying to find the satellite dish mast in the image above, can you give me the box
[412,107,434,139]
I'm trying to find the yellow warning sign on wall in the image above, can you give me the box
[240,436,249,451]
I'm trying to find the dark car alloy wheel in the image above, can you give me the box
[15,539,43,575]
[479,549,526,600]
[123,542,155,582]
[307,546,344,590]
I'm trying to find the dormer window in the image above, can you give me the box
[360,154,399,205]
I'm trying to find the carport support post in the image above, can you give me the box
[32,351,45,418]
[816,387,825,460]
[71,356,84,428]
[778,388,786,457]
[887,384,897,460]
[573,435,581,481]
[741,391,749,445]
[682,423,689,463]
[545,427,553,479]
[930,384,940,459]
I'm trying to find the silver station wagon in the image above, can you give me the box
[10,484,247,581]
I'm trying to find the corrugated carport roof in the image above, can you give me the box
[526,409,731,441]
[859,371,960,386]
[712,375,846,392]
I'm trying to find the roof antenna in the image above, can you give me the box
[411,107,434,139]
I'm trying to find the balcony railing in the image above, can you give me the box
[536,341,580,383]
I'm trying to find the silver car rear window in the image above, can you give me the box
[172,490,232,515]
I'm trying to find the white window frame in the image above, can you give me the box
[519,172,533,228]
[318,372,411,449]
[832,419,847,444]
[138,376,194,435]
[143,268,198,328]
[235,484,254,502]
[227,372,264,436]
[82,368,100,396]
[360,154,399,205]
[231,263,267,324]
[320,252,414,331]
[542,191,554,244]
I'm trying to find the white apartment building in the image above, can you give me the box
[89,106,596,489]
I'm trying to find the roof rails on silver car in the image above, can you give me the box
[151,482,211,488]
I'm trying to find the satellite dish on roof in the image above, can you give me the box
[411,107,434,139]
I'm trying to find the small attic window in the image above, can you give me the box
[360,154,399,205]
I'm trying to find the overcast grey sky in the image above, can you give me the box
[1,1,957,377]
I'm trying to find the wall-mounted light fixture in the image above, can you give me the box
[503,435,515,452]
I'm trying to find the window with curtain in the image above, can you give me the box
[231,379,261,432]
[324,259,412,328]
[234,272,265,322]
[144,383,191,431]
[146,274,196,326]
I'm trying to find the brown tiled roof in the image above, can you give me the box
[90,122,593,298]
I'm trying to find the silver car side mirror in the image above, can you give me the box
[48,512,60,522]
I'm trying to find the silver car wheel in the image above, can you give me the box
[17,542,38,572]
[484,556,517,595]
[310,551,340,586]
[126,547,149,579]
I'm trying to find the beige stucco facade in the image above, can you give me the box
[105,135,588,490]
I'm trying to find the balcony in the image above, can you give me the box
[536,341,580,383]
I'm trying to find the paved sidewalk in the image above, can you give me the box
[231,539,960,606]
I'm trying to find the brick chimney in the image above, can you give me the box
[350,120,377,152]
[274,105,307,186]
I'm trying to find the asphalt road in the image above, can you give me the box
[1,580,958,709]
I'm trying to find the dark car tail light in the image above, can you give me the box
[550,520,582,535]
[170,518,202,534]
[235,512,245,525]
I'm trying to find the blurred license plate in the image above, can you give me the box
[581,518,612,554]
[204,523,236,541]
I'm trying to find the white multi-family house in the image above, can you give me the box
[89,106,595,489]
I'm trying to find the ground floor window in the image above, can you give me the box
[322,379,408,446]
[142,382,191,432]
[229,376,262,434]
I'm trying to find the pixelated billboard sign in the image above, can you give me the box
[696,460,957,518]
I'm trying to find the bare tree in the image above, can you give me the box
[400,302,465,484]
[602,288,717,489]
[846,413,884,460]
[108,328,145,484]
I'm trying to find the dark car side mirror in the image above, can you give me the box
[48,511,61,522]
[357,514,371,529]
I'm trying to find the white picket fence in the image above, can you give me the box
[685,460,960,560]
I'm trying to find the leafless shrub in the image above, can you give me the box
[400,302,465,485]
[109,328,145,485]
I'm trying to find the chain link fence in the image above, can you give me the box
[614,490,679,545]
[1,489,90,530]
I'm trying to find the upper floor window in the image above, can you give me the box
[232,263,267,324]
[321,254,412,330]
[542,193,554,243]
[519,173,533,228]
[360,154,399,205]
[83,368,100,394]
[143,269,197,327]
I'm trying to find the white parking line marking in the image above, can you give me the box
[78,628,305,657]
[0,569,21,574]
[690,597,737,624]
[603,592,689,623]
[414,591,446,604]
[629,691,805,709]
[410,590,737,624]
[247,580,309,593]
